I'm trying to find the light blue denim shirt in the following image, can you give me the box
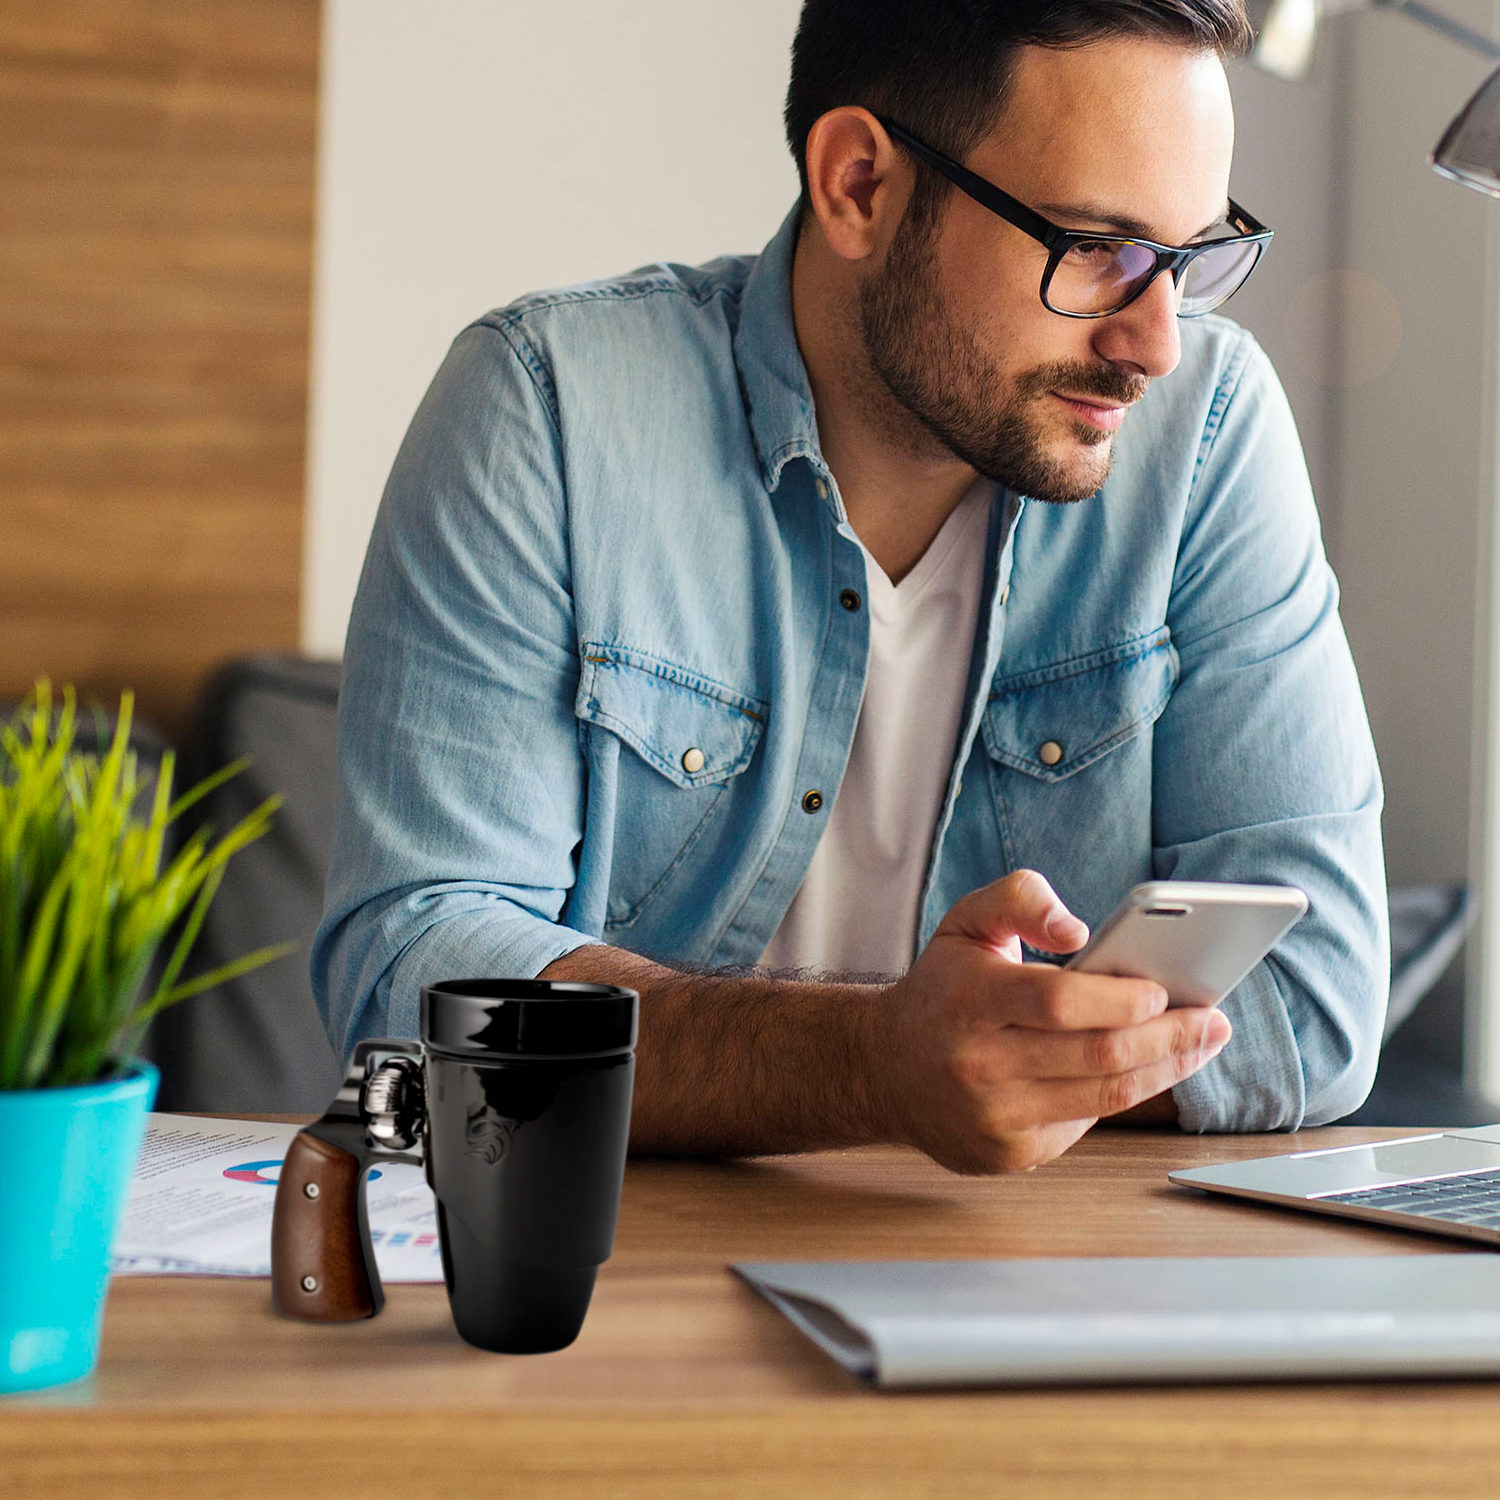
[314,206,1388,1133]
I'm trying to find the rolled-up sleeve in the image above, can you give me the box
[1154,335,1388,1131]
[311,322,601,1061]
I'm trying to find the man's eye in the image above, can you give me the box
[1068,239,1122,261]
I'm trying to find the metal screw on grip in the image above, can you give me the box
[362,1056,426,1151]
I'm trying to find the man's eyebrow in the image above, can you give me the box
[1030,199,1231,244]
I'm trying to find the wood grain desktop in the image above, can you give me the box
[8,1126,1500,1498]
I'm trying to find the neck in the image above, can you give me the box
[791,225,979,585]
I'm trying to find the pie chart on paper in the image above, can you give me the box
[222,1159,382,1185]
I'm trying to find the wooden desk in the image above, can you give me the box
[8,1127,1500,1498]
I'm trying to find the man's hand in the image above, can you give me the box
[873,870,1231,1174]
[542,867,1230,1174]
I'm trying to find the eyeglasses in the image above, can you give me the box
[874,114,1273,320]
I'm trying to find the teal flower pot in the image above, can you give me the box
[0,1059,158,1394]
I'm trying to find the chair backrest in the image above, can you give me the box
[1385,882,1475,1041]
[145,655,345,1113]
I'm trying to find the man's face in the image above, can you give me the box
[858,37,1237,503]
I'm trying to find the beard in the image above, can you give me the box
[856,209,1149,504]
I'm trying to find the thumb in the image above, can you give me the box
[936,869,1089,958]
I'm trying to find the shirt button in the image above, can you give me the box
[1039,741,1064,766]
[999,583,1011,606]
[681,747,705,774]
[839,588,861,611]
[802,789,824,813]
[815,478,829,500]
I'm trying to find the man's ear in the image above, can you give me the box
[803,106,912,263]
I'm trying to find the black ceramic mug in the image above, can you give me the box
[271,979,637,1353]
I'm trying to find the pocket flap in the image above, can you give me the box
[577,644,767,788]
[982,628,1178,782]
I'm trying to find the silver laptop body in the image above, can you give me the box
[1170,1125,1500,1244]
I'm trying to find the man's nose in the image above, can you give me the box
[1089,271,1182,380]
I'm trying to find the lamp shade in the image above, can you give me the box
[1434,63,1500,196]
[1247,0,1320,80]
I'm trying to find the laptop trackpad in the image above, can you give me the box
[1173,1134,1500,1198]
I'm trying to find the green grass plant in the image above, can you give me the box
[0,681,291,1090]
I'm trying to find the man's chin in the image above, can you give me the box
[1009,436,1114,505]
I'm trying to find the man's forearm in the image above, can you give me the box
[539,943,898,1156]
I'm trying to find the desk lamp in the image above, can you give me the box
[1246,0,1500,193]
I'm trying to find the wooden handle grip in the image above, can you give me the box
[271,1131,380,1322]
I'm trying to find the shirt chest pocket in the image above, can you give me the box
[577,644,767,930]
[979,629,1178,902]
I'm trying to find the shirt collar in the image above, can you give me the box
[733,204,835,503]
[732,206,1022,535]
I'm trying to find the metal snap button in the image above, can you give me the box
[802,789,824,813]
[839,589,861,612]
[1039,741,1064,766]
[681,747,705,774]
[815,478,829,500]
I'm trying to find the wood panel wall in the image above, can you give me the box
[0,0,318,739]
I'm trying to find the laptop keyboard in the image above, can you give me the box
[1323,1167,1500,1227]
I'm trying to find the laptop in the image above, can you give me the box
[1170,1126,1500,1243]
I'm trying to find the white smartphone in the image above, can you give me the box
[1063,880,1308,1008]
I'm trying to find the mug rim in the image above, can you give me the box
[422,978,637,1002]
[420,978,638,1059]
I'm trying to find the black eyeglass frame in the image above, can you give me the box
[873,114,1273,320]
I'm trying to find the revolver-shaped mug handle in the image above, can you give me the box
[270,1039,425,1323]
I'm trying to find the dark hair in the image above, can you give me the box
[784,1,1253,223]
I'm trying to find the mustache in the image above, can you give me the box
[1016,361,1149,406]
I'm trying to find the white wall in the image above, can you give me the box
[1221,38,1349,555]
[302,0,805,655]
[1334,5,1499,888]
[1230,6,1500,1085]
[1322,3,1500,1085]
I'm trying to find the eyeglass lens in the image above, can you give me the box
[1049,236,1261,317]
[1176,238,1263,314]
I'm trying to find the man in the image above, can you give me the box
[313,0,1387,1175]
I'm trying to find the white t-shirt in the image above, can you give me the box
[759,479,994,975]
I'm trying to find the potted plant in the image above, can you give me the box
[0,682,288,1393]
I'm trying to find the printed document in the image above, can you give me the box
[113,1113,443,1282]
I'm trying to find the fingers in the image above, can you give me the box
[1011,1005,1232,1081]
[1002,963,1169,1031]
[1026,1029,1230,1122]
[931,1118,1098,1177]
[923,999,1232,1170]
[939,868,1089,956]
